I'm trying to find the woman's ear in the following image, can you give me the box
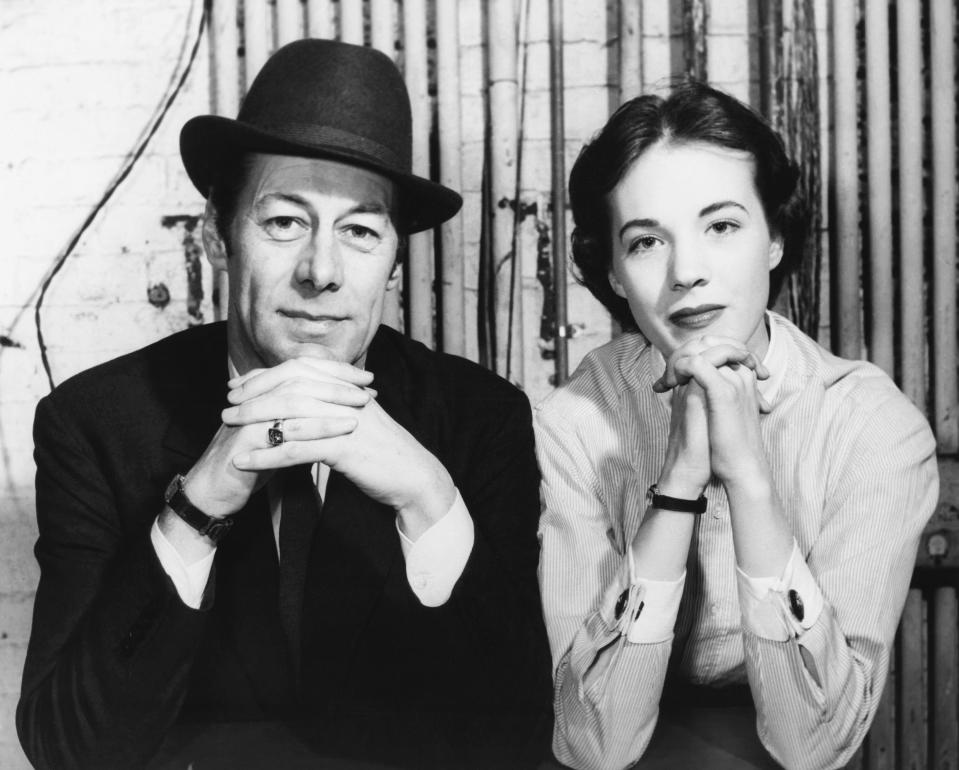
[201,199,228,271]
[768,235,784,271]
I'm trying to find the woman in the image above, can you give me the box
[535,82,938,770]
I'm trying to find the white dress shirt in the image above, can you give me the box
[535,311,939,770]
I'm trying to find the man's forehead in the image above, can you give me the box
[244,152,396,209]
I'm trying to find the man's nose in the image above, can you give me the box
[297,231,342,291]
[669,239,710,291]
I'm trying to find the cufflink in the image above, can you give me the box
[614,589,630,621]
[788,589,805,622]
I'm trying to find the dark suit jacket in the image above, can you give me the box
[18,323,553,769]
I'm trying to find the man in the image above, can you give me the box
[18,39,552,769]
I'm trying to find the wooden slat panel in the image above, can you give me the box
[863,0,894,376]
[243,0,271,86]
[932,587,959,769]
[930,0,959,452]
[830,0,861,359]
[897,589,926,769]
[340,0,364,45]
[275,0,302,47]
[867,651,896,769]
[895,0,925,410]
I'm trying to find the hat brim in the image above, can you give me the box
[180,115,462,235]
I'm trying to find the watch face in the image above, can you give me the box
[164,474,182,503]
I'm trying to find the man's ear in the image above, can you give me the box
[608,268,627,299]
[201,199,228,271]
[768,235,784,271]
[386,260,402,291]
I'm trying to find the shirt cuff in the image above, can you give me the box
[736,540,824,641]
[396,488,474,608]
[624,548,686,644]
[150,518,216,610]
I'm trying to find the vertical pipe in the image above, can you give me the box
[757,0,781,123]
[370,0,395,55]
[403,0,433,346]
[306,0,333,39]
[437,0,465,356]
[370,0,402,331]
[488,0,520,380]
[932,587,959,768]
[897,590,926,768]
[864,0,893,376]
[896,0,925,409]
[275,0,302,46]
[682,0,708,81]
[340,0,365,45]
[930,0,958,451]
[549,0,568,385]
[210,0,240,321]
[244,0,271,86]
[618,0,642,104]
[830,0,861,359]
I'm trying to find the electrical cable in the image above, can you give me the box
[34,0,208,391]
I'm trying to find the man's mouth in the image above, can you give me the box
[668,304,725,330]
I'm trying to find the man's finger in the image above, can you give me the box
[228,358,374,390]
[228,377,372,406]
[221,396,364,426]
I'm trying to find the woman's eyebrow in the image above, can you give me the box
[699,200,748,218]
[618,218,660,240]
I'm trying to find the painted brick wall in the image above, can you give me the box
[0,0,212,765]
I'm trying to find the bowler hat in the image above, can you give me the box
[180,38,461,234]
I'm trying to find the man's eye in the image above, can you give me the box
[264,216,307,241]
[342,224,381,247]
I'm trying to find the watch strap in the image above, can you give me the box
[164,474,234,543]
[648,483,707,514]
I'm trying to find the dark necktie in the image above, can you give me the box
[277,464,321,669]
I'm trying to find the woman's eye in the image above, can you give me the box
[264,216,307,241]
[708,220,740,236]
[628,235,660,254]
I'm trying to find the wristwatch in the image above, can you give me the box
[647,483,708,514]
[164,474,234,543]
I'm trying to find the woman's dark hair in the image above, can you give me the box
[568,80,808,330]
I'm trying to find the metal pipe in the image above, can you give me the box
[340,0,364,45]
[210,0,240,321]
[403,0,433,346]
[549,0,568,384]
[437,0,465,356]
[370,0,394,56]
[896,0,925,409]
[488,0,520,380]
[618,0,642,104]
[830,0,860,359]
[864,0,893,376]
[306,0,333,39]
[243,0,270,87]
[930,0,958,451]
[275,0,302,47]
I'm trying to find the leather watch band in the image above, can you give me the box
[164,474,234,543]
[647,483,708,514]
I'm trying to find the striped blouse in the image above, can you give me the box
[534,311,939,770]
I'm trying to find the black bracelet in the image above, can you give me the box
[647,483,707,514]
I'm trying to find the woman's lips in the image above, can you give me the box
[668,304,725,330]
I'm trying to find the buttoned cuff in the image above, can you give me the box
[622,549,685,644]
[396,488,474,607]
[150,518,216,610]
[737,540,824,641]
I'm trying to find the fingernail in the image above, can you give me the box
[222,407,237,421]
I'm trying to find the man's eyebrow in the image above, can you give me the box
[699,200,748,218]
[617,218,660,240]
[347,202,391,216]
[253,192,310,209]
